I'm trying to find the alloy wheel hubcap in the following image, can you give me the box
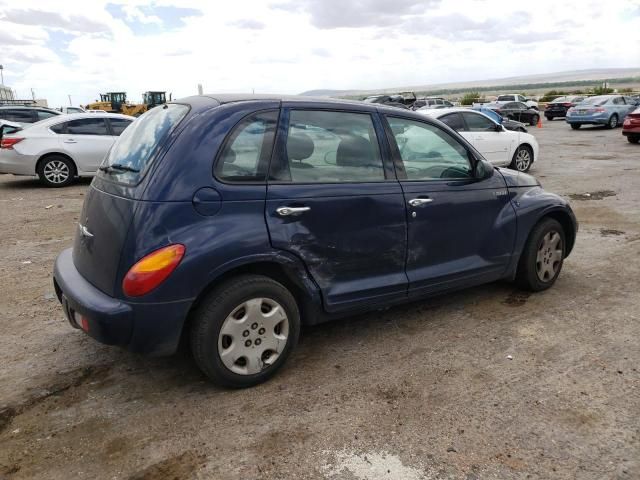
[515,149,531,171]
[536,231,563,282]
[218,298,289,375]
[44,160,70,184]
[610,117,617,127]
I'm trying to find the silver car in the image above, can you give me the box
[0,113,134,187]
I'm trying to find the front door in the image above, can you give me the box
[459,111,511,165]
[383,115,516,296]
[265,108,407,313]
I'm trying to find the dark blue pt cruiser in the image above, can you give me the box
[53,95,577,387]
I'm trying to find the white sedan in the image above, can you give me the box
[0,112,134,187]
[417,108,539,172]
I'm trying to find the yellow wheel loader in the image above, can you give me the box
[85,92,127,113]
[121,91,167,117]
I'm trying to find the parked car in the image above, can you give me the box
[0,119,21,141]
[544,96,586,120]
[362,94,409,109]
[52,94,576,387]
[471,106,528,132]
[622,107,640,143]
[0,112,134,186]
[496,94,538,110]
[0,106,62,126]
[59,106,86,114]
[419,107,538,172]
[489,102,540,126]
[566,95,640,129]
[413,97,454,110]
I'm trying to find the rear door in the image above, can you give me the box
[58,118,115,172]
[265,107,408,313]
[383,115,516,296]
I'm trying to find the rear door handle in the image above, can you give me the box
[408,198,433,207]
[63,139,77,144]
[276,206,311,217]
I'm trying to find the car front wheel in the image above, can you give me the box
[529,114,539,126]
[190,275,300,388]
[37,155,75,187]
[607,115,618,129]
[545,115,553,121]
[516,218,566,291]
[570,123,581,130]
[510,145,533,172]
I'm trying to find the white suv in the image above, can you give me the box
[496,94,538,110]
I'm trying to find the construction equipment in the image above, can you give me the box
[85,92,127,113]
[121,91,167,117]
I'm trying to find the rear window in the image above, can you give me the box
[497,95,515,101]
[581,97,609,106]
[98,104,188,184]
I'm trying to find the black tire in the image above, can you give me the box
[570,123,581,130]
[529,114,539,127]
[190,275,300,388]
[509,145,533,172]
[36,155,75,187]
[627,135,640,144]
[545,115,553,121]
[607,114,618,129]
[515,218,566,292]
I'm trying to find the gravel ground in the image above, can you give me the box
[1,119,639,480]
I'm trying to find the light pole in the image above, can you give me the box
[0,65,4,85]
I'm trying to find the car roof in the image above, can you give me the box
[418,107,479,117]
[0,105,61,113]
[24,112,135,129]
[178,93,391,109]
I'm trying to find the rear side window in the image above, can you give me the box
[50,122,66,134]
[66,118,109,135]
[215,110,278,182]
[276,110,385,184]
[109,118,133,136]
[462,112,495,131]
[439,113,465,131]
[99,104,189,184]
[387,117,472,180]
[612,97,624,105]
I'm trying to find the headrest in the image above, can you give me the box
[336,135,372,167]
[287,133,314,161]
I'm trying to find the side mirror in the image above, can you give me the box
[474,159,494,180]
[494,123,503,132]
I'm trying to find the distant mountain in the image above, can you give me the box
[299,68,640,97]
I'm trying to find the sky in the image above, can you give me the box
[1,0,639,107]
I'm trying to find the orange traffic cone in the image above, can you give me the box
[537,116,543,128]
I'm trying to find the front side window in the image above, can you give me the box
[279,110,385,183]
[387,117,472,181]
[37,110,58,121]
[462,112,495,131]
[66,118,109,135]
[215,110,278,182]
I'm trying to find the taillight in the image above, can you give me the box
[122,244,185,297]
[562,103,573,107]
[594,107,605,113]
[0,137,24,149]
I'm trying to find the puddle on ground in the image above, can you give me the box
[503,291,532,307]
[568,190,616,201]
[600,229,625,237]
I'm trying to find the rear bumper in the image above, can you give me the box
[566,114,609,125]
[0,150,37,176]
[53,248,192,356]
[545,110,567,118]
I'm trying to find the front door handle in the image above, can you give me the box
[408,198,433,207]
[276,206,311,217]
[63,139,77,143]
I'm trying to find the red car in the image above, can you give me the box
[623,107,640,144]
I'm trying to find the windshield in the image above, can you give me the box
[98,103,188,184]
[497,95,515,101]
[580,96,609,106]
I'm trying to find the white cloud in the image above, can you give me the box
[0,0,638,107]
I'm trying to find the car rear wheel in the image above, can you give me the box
[515,218,566,292]
[607,114,618,129]
[627,135,639,144]
[545,115,553,121]
[190,274,300,388]
[37,155,75,187]
[509,145,533,172]
[529,114,539,126]
[570,123,581,130]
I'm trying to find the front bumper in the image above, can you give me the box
[0,150,37,176]
[53,248,192,356]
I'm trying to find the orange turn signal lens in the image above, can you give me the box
[122,244,185,297]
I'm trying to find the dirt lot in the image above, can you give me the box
[1,119,639,480]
